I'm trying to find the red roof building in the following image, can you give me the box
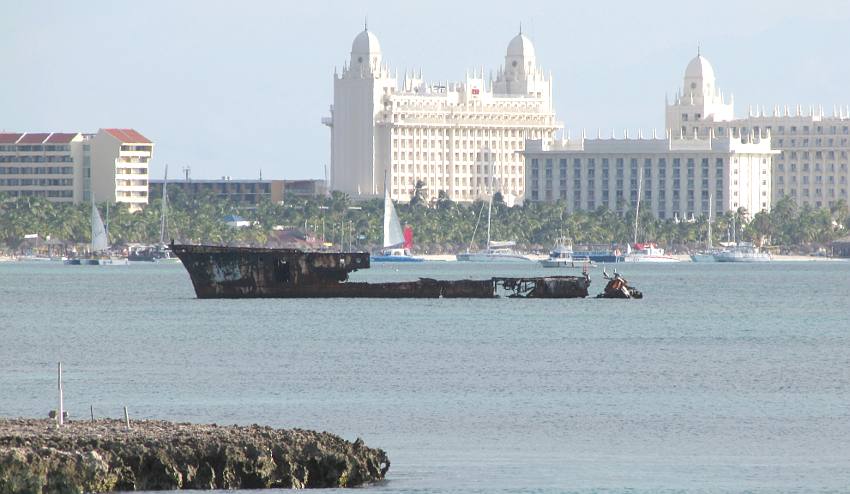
[103,128,152,144]
[17,133,51,144]
[0,128,152,210]
[0,133,23,144]
[45,133,81,144]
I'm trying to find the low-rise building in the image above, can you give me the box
[150,178,326,207]
[524,133,777,220]
[149,179,285,208]
[282,179,328,199]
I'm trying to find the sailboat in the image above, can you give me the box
[129,166,179,262]
[623,171,678,263]
[691,194,719,262]
[456,188,531,262]
[67,196,128,265]
[370,180,423,262]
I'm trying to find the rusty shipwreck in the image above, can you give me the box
[170,243,591,299]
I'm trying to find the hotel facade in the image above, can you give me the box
[324,28,561,204]
[665,55,850,209]
[524,133,777,220]
[526,52,848,216]
[0,128,153,210]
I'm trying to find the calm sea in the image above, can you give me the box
[2,259,850,493]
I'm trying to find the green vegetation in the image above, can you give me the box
[1,189,847,255]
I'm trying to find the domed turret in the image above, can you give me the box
[683,54,716,97]
[507,33,535,59]
[684,54,715,81]
[503,32,536,80]
[665,51,734,136]
[350,28,382,72]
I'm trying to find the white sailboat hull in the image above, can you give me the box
[714,252,772,262]
[456,252,532,262]
[623,255,680,263]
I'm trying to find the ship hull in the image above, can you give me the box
[171,244,589,299]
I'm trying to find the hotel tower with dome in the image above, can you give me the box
[323,27,561,204]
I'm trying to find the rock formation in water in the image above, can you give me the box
[0,419,389,492]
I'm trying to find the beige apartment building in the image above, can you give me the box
[0,132,85,202]
[88,128,153,210]
[0,128,152,210]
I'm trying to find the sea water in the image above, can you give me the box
[1,260,850,493]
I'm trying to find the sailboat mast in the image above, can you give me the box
[91,196,96,254]
[633,167,643,245]
[486,191,493,250]
[486,159,496,251]
[708,194,713,249]
[160,165,168,245]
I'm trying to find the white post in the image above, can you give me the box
[57,362,64,427]
[124,406,131,430]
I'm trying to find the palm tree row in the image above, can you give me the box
[2,190,847,255]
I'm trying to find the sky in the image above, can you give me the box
[2,1,849,181]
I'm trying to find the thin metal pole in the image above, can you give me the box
[57,362,64,427]
[123,406,131,430]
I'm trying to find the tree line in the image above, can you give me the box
[1,188,847,254]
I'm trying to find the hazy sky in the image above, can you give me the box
[2,1,849,181]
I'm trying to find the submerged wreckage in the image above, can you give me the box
[170,244,641,299]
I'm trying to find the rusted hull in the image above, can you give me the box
[171,244,589,299]
[191,279,496,299]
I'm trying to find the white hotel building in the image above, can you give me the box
[324,28,561,203]
[665,55,850,209]
[524,133,776,220]
[527,51,849,216]
[524,55,777,219]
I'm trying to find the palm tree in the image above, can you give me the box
[409,180,427,207]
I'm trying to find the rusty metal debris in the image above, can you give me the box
[596,269,643,299]
[170,243,592,299]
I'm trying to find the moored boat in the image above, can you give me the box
[690,251,720,262]
[371,179,423,262]
[456,189,531,262]
[540,237,595,268]
[714,242,771,262]
[67,198,128,266]
[457,241,532,262]
[623,243,679,263]
[571,245,625,263]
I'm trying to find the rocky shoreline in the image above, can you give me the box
[0,418,389,492]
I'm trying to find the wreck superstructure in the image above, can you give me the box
[171,244,590,299]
